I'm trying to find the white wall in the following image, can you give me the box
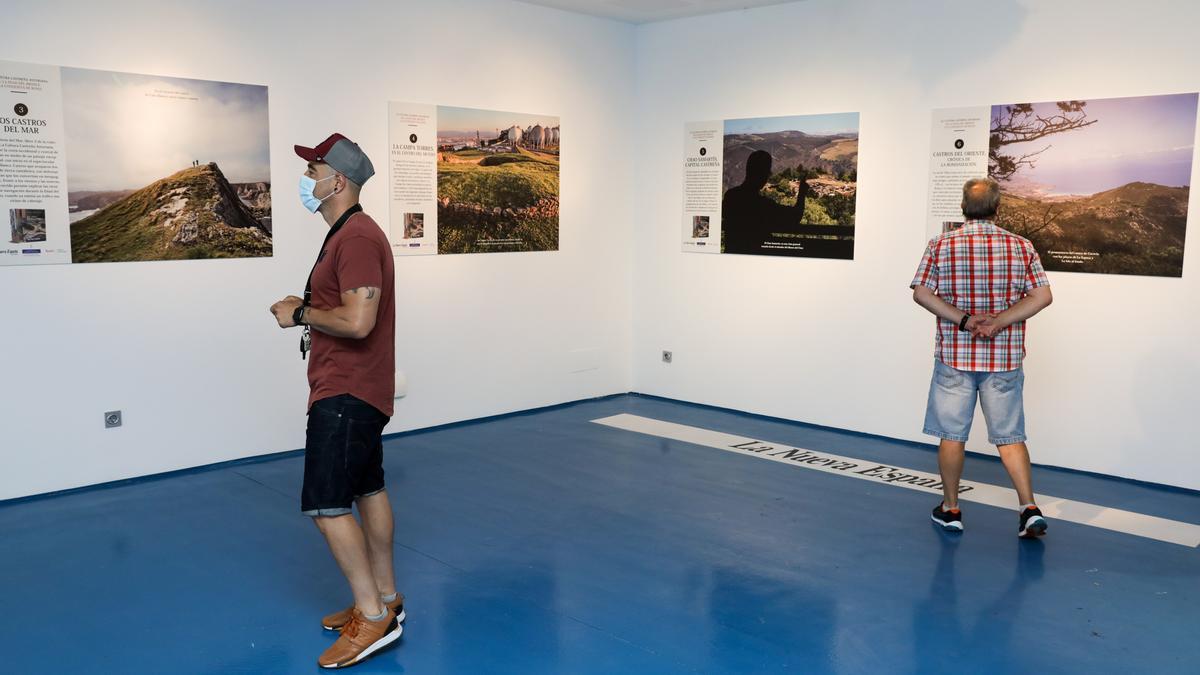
[0,0,636,500]
[5,0,1197,501]
[632,0,1200,490]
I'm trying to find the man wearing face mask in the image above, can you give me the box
[269,133,402,669]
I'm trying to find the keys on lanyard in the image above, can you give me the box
[300,326,312,360]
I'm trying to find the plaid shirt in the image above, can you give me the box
[911,220,1049,372]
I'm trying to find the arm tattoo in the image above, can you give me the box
[346,287,378,299]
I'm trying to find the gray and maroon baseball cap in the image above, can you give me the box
[294,133,375,186]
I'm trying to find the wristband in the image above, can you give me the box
[293,305,306,326]
[958,314,971,331]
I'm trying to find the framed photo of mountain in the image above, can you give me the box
[0,60,271,266]
[682,112,859,258]
[928,93,1198,277]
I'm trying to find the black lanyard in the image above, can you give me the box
[300,204,361,360]
[303,204,362,307]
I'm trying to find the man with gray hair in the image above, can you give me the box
[910,177,1054,538]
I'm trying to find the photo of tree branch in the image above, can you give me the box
[988,93,1197,277]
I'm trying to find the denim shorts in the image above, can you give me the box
[301,394,390,517]
[923,359,1026,445]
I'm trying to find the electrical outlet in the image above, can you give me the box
[104,410,122,428]
[662,350,673,364]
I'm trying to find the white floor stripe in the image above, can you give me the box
[593,413,1200,548]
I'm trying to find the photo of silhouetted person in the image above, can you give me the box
[721,150,809,254]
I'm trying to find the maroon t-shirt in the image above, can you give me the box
[306,209,396,416]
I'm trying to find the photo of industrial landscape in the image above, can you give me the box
[436,106,560,254]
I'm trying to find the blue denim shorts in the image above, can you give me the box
[301,394,390,517]
[923,359,1026,445]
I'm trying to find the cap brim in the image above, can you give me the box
[294,145,321,161]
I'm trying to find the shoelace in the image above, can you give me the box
[340,614,363,640]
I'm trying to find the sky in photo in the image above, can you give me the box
[62,67,270,191]
[991,93,1197,196]
[438,106,558,137]
[725,112,859,137]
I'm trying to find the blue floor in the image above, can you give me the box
[1,394,1197,674]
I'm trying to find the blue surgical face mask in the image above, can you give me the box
[298,174,337,213]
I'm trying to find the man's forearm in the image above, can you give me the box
[994,292,1052,328]
[303,305,369,339]
[913,287,967,324]
[793,185,809,210]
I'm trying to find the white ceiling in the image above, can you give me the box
[515,0,805,24]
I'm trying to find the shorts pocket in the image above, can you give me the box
[306,408,343,452]
[990,370,1021,393]
[935,365,965,389]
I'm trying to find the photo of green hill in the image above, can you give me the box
[989,94,1197,277]
[61,66,271,264]
[436,106,559,254]
[70,163,271,262]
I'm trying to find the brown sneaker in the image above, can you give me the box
[323,593,405,631]
[317,607,402,669]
